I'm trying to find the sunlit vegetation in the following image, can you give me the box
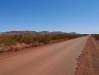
[92,34,99,40]
[0,31,82,53]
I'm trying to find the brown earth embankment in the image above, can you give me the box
[75,37,99,75]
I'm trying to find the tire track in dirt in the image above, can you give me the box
[75,36,99,75]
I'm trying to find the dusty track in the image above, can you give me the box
[75,36,99,75]
[0,36,98,75]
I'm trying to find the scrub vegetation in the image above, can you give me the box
[0,31,83,53]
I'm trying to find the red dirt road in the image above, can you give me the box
[0,36,91,75]
[75,36,99,75]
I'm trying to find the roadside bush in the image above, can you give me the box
[0,31,82,53]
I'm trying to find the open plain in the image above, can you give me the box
[0,36,99,75]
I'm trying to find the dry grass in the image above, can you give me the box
[0,31,82,53]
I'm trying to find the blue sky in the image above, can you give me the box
[0,0,99,34]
